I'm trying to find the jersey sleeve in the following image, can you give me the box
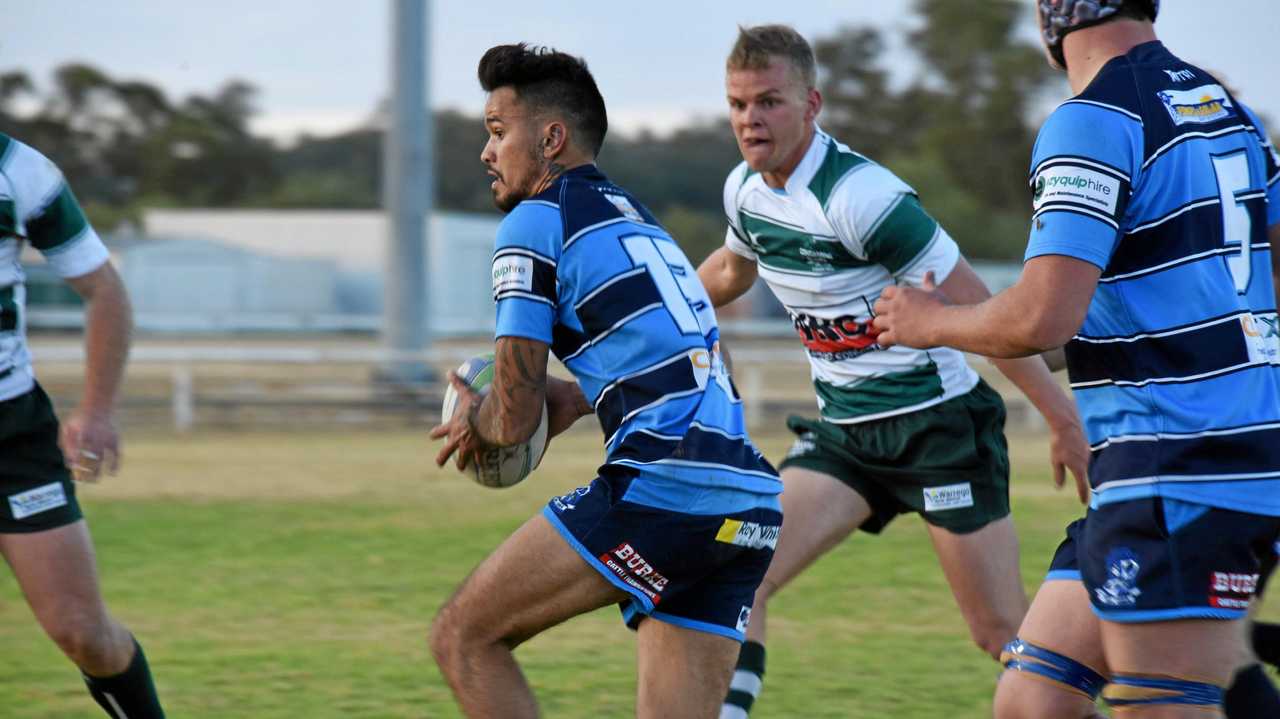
[8,140,109,278]
[721,163,757,260]
[826,163,956,281]
[1024,102,1141,268]
[1241,104,1280,226]
[492,202,562,344]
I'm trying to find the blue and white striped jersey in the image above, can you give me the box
[492,164,781,514]
[1025,42,1280,514]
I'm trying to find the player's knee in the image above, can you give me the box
[995,676,1101,719]
[970,618,1020,661]
[44,609,114,668]
[428,601,468,669]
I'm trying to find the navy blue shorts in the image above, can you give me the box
[1046,499,1280,622]
[543,468,781,641]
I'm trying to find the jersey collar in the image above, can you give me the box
[777,124,830,195]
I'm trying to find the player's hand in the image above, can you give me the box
[545,376,590,439]
[58,409,121,483]
[428,372,484,472]
[1047,412,1090,504]
[872,271,947,349]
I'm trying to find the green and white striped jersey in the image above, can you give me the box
[0,134,110,401]
[723,127,977,423]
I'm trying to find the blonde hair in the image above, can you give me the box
[727,24,816,88]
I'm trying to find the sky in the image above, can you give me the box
[4,1,1278,143]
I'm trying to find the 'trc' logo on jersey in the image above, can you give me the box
[1208,572,1259,610]
[1095,548,1143,607]
[791,303,881,359]
[1157,83,1235,126]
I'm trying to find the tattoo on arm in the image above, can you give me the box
[471,337,549,446]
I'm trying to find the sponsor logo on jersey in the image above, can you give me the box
[1096,548,1142,607]
[8,481,67,520]
[922,483,974,512]
[491,254,533,296]
[736,605,752,633]
[600,542,669,603]
[552,484,591,512]
[603,192,645,223]
[715,519,780,550]
[1033,164,1121,216]
[1163,68,1196,83]
[791,310,881,356]
[1242,313,1280,364]
[1157,83,1235,125]
[1208,571,1258,609]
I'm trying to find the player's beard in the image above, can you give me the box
[490,143,546,213]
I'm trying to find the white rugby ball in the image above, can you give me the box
[440,353,549,488]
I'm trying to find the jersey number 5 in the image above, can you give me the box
[1213,152,1255,293]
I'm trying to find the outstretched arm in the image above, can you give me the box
[873,254,1101,358]
[61,261,132,482]
[930,259,1090,502]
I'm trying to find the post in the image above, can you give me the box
[380,0,433,385]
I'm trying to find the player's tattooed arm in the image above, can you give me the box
[470,336,550,447]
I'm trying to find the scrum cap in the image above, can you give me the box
[1038,0,1159,68]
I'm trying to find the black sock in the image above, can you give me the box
[1224,663,1280,719]
[721,640,766,718]
[82,638,165,719]
[1253,621,1280,668]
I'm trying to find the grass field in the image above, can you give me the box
[0,428,1274,718]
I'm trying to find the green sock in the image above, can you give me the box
[82,638,165,719]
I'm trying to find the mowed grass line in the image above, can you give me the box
[0,430,1273,718]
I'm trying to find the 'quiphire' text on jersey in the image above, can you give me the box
[1026,42,1280,515]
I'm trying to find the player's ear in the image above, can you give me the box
[805,88,823,123]
[541,121,568,159]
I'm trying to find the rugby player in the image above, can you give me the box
[696,25,1090,718]
[0,134,164,717]
[873,2,1280,716]
[429,44,782,718]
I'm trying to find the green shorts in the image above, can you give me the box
[778,379,1010,535]
[0,384,82,533]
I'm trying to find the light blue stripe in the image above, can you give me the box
[1093,481,1280,516]
[1161,498,1210,533]
[649,610,745,642]
[1032,103,1139,178]
[540,506,656,611]
[620,474,781,514]
[1045,570,1082,582]
[1084,260,1252,334]
[1076,365,1280,443]
[1135,133,1271,218]
[1025,211,1118,271]
[1092,606,1246,622]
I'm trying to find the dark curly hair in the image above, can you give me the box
[478,43,608,157]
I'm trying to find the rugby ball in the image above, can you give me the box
[440,353,549,488]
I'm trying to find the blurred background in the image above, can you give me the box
[5,0,1275,432]
[3,3,1280,717]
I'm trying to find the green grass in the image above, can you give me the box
[0,429,1272,717]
